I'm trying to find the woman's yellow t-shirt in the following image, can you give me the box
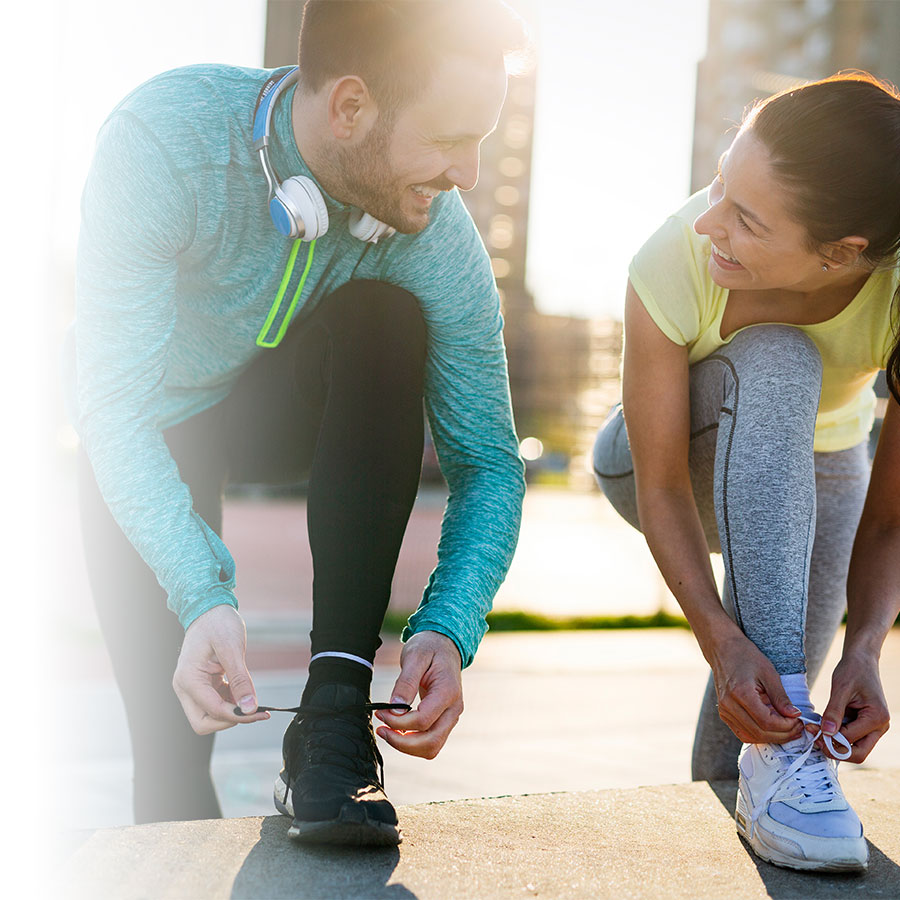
[628,192,898,452]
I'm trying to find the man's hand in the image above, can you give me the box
[813,649,890,763]
[709,632,804,745]
[172,605,269,734]
[374,630,463,759]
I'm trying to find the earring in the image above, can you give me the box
[821,263,829,272]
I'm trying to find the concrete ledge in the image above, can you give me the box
[61,768,900,899]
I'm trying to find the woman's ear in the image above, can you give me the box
[823,235,870,269]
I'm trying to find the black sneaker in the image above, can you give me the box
[272,683,405,847]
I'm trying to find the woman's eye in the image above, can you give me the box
[736,213,753,232]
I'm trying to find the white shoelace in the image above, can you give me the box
[749,714,852,824]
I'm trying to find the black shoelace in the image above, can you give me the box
[233,701,411,716]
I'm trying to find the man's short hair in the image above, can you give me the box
[297,0,531,113]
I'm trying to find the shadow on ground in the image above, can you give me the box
[230,817,417,900]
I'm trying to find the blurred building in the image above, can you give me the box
[692,0,900,192]
[263,0,303,67]
[264,1,623,485]
[462,58,622,484]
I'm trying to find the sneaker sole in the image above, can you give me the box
[274,773,402,847]
[274,773,292,818]
[735,787,867,873]
[288,817,401,847]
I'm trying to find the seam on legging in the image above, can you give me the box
[690,422,720,440]
[597,414,731,481]
[706,353,744,633]
[797,491,816,671]
[593,467,634,479]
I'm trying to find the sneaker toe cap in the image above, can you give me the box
[768,801,862,839]
[294,788,398,826]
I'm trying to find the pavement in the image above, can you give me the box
[48,480,900,898]
[58,769,900,899]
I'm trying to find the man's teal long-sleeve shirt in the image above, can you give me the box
[67,65,525,667]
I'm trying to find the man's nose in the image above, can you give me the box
[446,145,480,192]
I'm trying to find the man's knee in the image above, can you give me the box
[322,280,427,392]
[326,281,425,350]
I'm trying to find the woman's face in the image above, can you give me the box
[692,130,826,292]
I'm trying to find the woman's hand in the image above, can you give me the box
[826,396,900,763]
[622,282,802,748]
[708,630,805,745]
[815,649,890,763]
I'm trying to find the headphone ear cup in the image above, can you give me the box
[273,176,329,240]
[348,208,396,243]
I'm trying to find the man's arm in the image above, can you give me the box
[76,111,263,729]
[375,631,463,758]
[374,190,526,753]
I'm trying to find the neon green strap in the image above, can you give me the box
[256,238,317,348]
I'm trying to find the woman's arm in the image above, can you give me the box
[820,395,900,760]
[623,282,803,743]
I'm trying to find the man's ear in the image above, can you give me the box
[823,235,869,269]
[327,76,379,141]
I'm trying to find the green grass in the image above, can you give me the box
[382,608,691,635]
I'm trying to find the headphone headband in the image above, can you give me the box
[252,67,298,151]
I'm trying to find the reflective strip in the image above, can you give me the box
[310,651,375,671]
[256,238,316,348]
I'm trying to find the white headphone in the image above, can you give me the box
[252,67,395,244]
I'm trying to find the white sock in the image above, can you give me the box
[780,672,815,717]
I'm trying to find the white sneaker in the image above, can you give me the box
[735,715,868,872]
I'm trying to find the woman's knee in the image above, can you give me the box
[711,326,823,430]
[592,404,642,530]
[727,325,822,386]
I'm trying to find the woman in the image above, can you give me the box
[593,72,900,873]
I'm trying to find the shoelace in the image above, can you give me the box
[749,713,852,824]
[233,701,411,716]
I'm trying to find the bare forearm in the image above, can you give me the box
[636,484,804,744]
[636,483,741,655]
[844,523,900,658]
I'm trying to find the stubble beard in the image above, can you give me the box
[326,121,430,235]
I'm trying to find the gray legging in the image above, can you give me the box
[593,325,870,780]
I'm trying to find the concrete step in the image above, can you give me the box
[60,767,900,899]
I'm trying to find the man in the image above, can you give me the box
[70,0,529,846]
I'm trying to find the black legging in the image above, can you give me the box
[78,280,427,823]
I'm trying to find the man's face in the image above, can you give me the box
[337,54,509,234]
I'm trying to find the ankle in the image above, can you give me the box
[302,654,373,704]
[780,672,815,718]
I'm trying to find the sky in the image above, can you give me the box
[523,0,709,318]
[42,0,709,322]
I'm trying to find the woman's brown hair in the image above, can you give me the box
[744,72,900,403]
